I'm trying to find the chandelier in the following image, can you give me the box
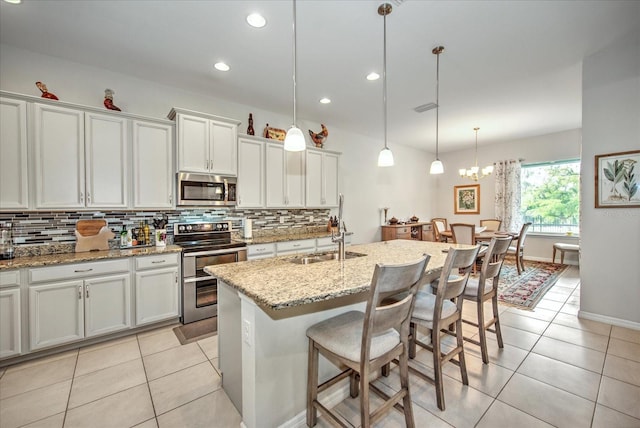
[459,127,493,180]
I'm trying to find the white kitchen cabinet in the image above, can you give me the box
[0,97,28,210]
[276,239,316,256]
[85,112,128,208]
[0,269,22,359]
[170,108,239,176]
[247,243,276,260]
[135,254,180,326]
[34,103,85,208]
[306,149,340,208]
[237,136,265,208]
[28,259,131,350]
[132,120,174,208]
[265,143,305,208]
[34,104,130,209]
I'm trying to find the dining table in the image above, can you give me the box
[440,229,519,242]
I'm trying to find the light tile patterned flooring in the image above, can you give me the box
[1,266,639,427]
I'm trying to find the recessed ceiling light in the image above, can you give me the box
[214,62,230,72]
[319,98,331,104]
[246,13,266,28]
[3,0,22,4]
[366,72,380,81]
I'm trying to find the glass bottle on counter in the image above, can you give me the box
[143,221,150,246]
[120,225,128,247]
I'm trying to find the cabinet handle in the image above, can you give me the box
[86,285,90,299]
[293,244,301,247]
[169,194,172,204]
[175,272,178,284]
[80,192,84,203]
[87,193,91,203]
[205,160,209,170]
[78,286,82,300]
[74,268,93,273]
[151,260,165,264]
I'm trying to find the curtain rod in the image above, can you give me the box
[493,158,525,165]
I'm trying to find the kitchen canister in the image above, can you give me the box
[155,229,167,247]
[243,219,253,239]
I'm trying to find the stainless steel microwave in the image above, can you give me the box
[177,173,237,206]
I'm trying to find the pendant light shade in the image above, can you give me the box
[430,46,445,174]
[377,3,394,167]
[284,0,306,152]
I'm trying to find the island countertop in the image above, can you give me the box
[205,240,473,311]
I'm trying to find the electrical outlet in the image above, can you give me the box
[309,216,314,223]
[280,216,285,224]
[243,319,251,346]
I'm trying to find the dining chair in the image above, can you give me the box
[306,254,430,428]
[431,218,448,242]
[480,219,502,232]
[507,222,532,275]
[407,246,480,411]
[461,236,513,364]
[450,223,485,272]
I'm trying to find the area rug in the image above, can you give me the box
[173,317,217,345]
[493,256,569,310]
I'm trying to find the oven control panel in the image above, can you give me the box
[175,222,230,235]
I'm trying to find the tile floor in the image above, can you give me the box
[1,265,639,427]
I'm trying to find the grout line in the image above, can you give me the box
[137,334,159,421]
[62,348,79,427]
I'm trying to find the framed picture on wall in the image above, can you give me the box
[595,150,640,208]
[454,184,480,214]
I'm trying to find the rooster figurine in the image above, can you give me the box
[308,124,328,148]
[104,89,121,111]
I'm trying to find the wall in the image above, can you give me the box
[0,44,433,245]
[430,129,582,262]
[580,29,640,327]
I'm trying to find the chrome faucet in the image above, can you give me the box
[332,193,347,261]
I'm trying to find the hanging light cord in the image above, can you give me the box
[435,49,440,160]
[292,0,298,127]
[383,7,388,150]
[474,127,479,167]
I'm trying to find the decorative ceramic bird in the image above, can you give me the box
[309,124,328,148]
[104,88,121,111]
[35,81,59,100]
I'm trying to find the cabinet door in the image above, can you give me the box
[135,267,179,326]
[85,112,128,208]
[34,104,85,208]
[177,114,210,173]
[323,153,340,207]
[0,288,21,358]
[305,150,323,207]
[132,121,174,208]
[237,138,264,208]
[265,143,286,207]
[285,151,305,208]
[29,280,84,350]
[210,120,238,176]
[0,98,28,210]
[84,273,131,337]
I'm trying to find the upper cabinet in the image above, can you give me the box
[306,149,340,207]
[237,136,265,208]
[169,108,240,176]
[265,142,305,208]
[0,97,28,210]
[132,121,174,209]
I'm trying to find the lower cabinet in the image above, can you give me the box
[135,254,180,326]
[0,287,21,359]
[29,273,131,351]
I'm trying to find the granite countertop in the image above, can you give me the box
[0,245,182,270]
[232,230,352,245]
[205,240,473,311]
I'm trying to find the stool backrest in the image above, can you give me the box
[477,236,513,297]
[437,246,480,302]
[362,254,430,361]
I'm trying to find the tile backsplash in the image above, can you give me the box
[0,208,331,256]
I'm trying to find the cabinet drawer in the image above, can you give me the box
[29,259,130,284]
[316,236,335,249]
[396,231,411,240]
[0,270,21,288]
[276,239,315,253]
[135,253,179,270]
[247,243,276,257]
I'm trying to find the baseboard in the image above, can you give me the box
[279,382,350,428]
[578,310,640,330]
[524,256,579,266]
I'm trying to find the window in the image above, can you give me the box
[521,160,580,234]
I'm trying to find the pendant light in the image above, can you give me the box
[459,127,494,180]
[429,46,445,174]
[377,3,394,167]
[284,0,306,152]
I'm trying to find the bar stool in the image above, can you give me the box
[461,236,513,364]
[306,255,430,427]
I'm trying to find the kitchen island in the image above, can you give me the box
[205,240,472,428]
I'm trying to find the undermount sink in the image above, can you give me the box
[289,251,366,265]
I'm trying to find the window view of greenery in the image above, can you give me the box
[521,160,580,234]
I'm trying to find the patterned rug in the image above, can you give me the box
[491,256,569,310]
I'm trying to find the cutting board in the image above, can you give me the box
[75,220,114,252]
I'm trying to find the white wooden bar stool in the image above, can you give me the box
[306,255,430,428]
[553,243,580,264]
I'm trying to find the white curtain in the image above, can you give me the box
[494,160,522,233]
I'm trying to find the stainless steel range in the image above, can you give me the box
[174,222,247,324]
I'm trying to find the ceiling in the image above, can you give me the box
[1,0,638,153]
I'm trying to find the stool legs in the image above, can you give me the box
[553,246,557,264]
[307,340,319,427]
